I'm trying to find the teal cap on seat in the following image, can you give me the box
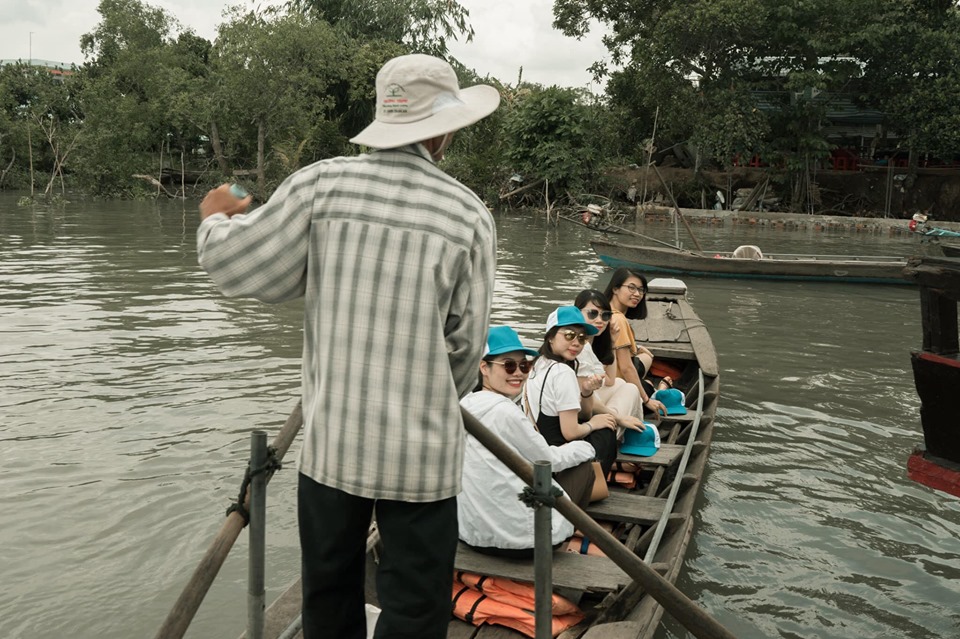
[619,423,660,457]
[652,388,687,415]
[483,326,539,358]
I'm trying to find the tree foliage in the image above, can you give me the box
[288,0,474,56]
[502,86,602,195]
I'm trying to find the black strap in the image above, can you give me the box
[465,593,487,624]
[225,445,283,524]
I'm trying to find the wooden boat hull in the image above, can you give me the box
[445,279,719,639]
[592,239,910,284]
[940,242,960,258]
[253,280,720,639]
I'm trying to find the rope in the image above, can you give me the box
[225,446,283,524]
[518,485,563,509]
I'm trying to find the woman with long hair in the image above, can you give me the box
[602,268,666,416]
[573,289,645,429]
[523,306,619,475]
[459,326,596,557]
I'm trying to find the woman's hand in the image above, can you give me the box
[616,415,647,431]
[579,374,604,396]
[588,413,617,431]
[644,397,667,416]
[609,319,621,340]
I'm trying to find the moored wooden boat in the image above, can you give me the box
[939,242,960,258]
[592,239,910,284]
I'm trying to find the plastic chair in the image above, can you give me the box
[732,245,763,260]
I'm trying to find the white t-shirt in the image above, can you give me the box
[576,342,606,377]
[523,358,582,421]
[458,390,595,548]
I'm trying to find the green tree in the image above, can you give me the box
[76,0,191,196]
[502,85,601,199]
[855,0,960,162]
[210,7,404,194]
[0,63,81,196]
[289,0,474,56]
[553,0,878,209]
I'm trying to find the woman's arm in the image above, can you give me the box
[616,347,666,416]
[603,361,618,387]
[559,408,616,441]
[591,397,647,432]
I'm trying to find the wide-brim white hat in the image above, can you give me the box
[350,54,500,150]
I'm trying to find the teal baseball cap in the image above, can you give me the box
[545,306,599,335]
[483,326,539,358]
[652,388,687,415]
[619,423,660,457]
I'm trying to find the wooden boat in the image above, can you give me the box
[903,255,960,498]
[592,238,910,285]
[252,278,720,639]
[939,242,960,258]
[444,277,718,638]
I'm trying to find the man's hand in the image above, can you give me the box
[200,183,253,220]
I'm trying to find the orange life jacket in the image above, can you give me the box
[455,571,579,615]
[451,578,584,638]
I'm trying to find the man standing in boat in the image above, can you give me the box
[196,54,500,639]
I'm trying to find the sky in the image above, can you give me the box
[0,0,610,90]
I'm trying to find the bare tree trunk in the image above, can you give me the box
[257,115,266,195]
[157,138,164,198]
[181,147,186,200]
[209,120,229,175]
[27,125,34,197]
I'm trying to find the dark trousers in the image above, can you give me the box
[298,473,458,639]
[586,428,618,476]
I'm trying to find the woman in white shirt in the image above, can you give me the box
[459,325,596,558]
[523,306,620,476]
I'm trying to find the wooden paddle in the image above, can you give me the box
[460,406,735,639]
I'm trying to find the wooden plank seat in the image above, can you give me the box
[454,543,630,593]
[616,443,684,467]
[584,492,666,526]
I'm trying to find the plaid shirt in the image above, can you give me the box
[197,144,496,501]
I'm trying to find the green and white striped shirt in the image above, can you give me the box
[198,144,496,501]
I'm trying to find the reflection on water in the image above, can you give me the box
[1,197,958,639]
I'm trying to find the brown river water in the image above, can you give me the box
[1,194,957,639]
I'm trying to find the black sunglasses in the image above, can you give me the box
[489,359,533,375]
[584,309,613,322]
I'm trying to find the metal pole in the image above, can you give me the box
[248,431,268,639]
[29,32,33,64]
[532,461,553,639]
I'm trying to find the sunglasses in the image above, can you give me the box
[584,309,613,322]
[489,359,533,375]
[560,330,589,344]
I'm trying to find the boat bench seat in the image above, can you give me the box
[616,443,684,467]
[454,543,630,593]
[585,492,666,526]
